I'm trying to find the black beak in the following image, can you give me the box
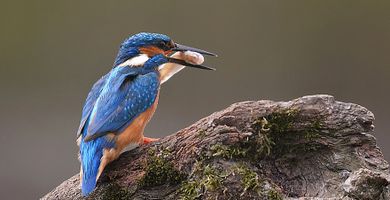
[172,43,217,57]
[169,43,217,70]
[168,57,216,70]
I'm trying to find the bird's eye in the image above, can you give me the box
[168,41,175,48]
[158,41,166,48]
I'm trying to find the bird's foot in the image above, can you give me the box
[143,137,159,145]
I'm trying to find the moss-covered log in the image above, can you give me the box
[41,95,390,200]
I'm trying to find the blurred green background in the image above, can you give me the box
[1,1,389,199]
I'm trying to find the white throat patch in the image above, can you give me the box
[158,64,185,84]
[118,54,149,67]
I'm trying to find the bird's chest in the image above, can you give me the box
[114,90,160,150]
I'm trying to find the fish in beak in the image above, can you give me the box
[168,43,217,70]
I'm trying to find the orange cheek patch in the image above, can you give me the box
[139,46,165,57]
[164,50,173,55]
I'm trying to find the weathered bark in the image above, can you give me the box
[42,95,390,200]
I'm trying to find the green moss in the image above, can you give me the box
[304,119,322,140]
[139,148,185,188]
[234,164,261,195]
[201,165,224,191]
[99,183,132,200]
[206,109,324,162]
[249,109,324,157]
[180,164,225,200]
[254,125,274,157]
[196,129,207,139]
[264,109,299,133]
[180,180,202,200]
[208,109,306,161]
[232,164,284,199]
[180,109,324,199]
[267,189,283,200]
[273,117,323,155]
[210,143,248,159]
[249,109,299,158]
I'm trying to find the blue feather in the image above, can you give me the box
[80,117,115,196]
[79,67,160,196]
[113,32,171,66]
[76,74,109,138]
[84,67,159,141]
[78,32,172,196]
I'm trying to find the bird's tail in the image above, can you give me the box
[79,136,111,196]
[81,164,99,196]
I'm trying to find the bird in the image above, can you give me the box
[76,32,216,196]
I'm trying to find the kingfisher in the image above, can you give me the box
[76,32,216,196]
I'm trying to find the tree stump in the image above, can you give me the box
[42,95,390,200]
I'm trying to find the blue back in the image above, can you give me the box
[78,55,167,141]
[78,32,171,196]
[86,68,160,139]
[79,69,160,196]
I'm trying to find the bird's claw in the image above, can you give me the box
[143,137,159,145]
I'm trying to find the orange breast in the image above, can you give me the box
[116,90,160,150]
[96,91,160,181]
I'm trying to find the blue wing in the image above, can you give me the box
[82,67,160,141]
[76,74,109,138]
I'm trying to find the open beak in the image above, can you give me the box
[172,43,217,57]
[169,43,217,70]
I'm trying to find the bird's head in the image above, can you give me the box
[113,32,216,72]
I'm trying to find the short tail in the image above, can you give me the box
[80,137,107,196]
[81,162,99,196]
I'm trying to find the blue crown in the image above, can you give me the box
[113,32,171,66]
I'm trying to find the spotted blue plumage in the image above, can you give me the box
[86,68,160,140]
[78,52,168,196]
